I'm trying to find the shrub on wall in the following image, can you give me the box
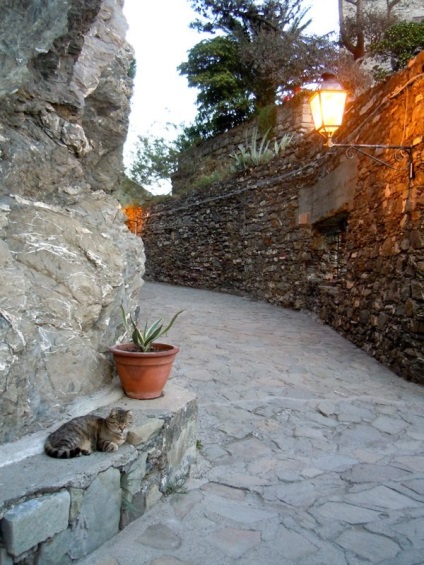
[257,104,277,137]
[372,20,424,71]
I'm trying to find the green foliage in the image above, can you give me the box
[230,127,291,172]
[340,5,399,60]
[128,124,202,188]
[336,52,373,97]
[189,169,229,190]
[189,0,311,37]
[128,58,137,80]
[178,35,255,137]
[257,104,277,137]
[180,0,337,139]
[372,21,424,70]
[274,134,292,154]
[196,439,203,451]
[121,306,184,352]
[129,133,180,188]
[344,10,398,49]
[371,64,390,82]
[121,487,138,514]
[175,126,203,152]
[164,479,188,496]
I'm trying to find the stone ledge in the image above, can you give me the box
[0,384,125,469]
[0,382,198,564]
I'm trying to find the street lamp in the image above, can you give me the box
[309,71,414,180]
[309,71,348,146]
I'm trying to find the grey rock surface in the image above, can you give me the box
[2,491,70,556]
[69,468,121,560]
[0,0,144,442]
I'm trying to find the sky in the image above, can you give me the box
[122,0,340,193]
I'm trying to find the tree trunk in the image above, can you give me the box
[387,0,403,19]
[338,0,365,61]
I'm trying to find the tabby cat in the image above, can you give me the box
[44,407,132,459]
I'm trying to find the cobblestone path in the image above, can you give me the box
[80,282,424,565]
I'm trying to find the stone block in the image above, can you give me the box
[165,400,198,483]
[69,488,85,524]
[1,491,70,556]
[121,453,148,496]
[127,418,164,446]
[0,547,13,565]
[120,489,146,529]
[411,281,424,300]
[69,468,121,560]
[298,159,356,225]
[37,528,73,565]
[410,230,424,249]
[137,523,181,550]
[168,417,197,469]
[298,212,310,225]
[146,485,163,510]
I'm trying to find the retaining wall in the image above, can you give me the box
[172,97,314,193]
[140,52,424,385]
[0,384,197,564]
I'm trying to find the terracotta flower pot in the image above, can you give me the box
[109,343,180,399]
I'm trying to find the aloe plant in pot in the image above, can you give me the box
[109,307,183,399]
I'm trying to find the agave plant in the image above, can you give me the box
[274,133,292,155]
[121,306,183,352]
[230,128,292,172]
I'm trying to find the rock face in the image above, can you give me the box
[0,0,145,443]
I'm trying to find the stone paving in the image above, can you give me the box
[79,282,424,565]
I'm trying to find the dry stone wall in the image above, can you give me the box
[141,52,424,385]
[0,387,197,564]
[172,98,314,194]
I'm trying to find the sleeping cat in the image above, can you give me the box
[44,407,133,458]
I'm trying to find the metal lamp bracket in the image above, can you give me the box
[327,142,414,180]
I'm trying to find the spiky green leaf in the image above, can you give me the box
[119,305,184,352]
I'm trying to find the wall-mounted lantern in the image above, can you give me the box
[309,71,348,146]
[309,71,414,181]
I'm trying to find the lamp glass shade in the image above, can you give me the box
[310,89,347,137]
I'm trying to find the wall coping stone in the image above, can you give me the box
[0,384,125,469]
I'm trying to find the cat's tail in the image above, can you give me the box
[44,441,88,458]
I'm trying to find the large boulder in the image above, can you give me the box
[0,0,145,442]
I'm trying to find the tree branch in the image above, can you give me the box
[339,0,366,60]
[387,0,403,18]
[339,0,356,55]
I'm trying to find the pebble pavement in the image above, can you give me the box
[79,282,424,565]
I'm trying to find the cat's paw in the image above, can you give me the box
[105,442,119,452]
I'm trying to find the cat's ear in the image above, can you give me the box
[126,410,133,417]
[109,407,119,416]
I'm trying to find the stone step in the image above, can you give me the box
[0,384,125,469]
[0,383,197,564]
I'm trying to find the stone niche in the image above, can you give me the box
[0,0,145,443]
[298,158,357,226]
